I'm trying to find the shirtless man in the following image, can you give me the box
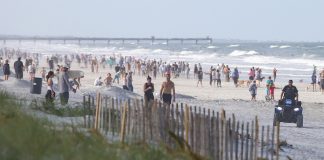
[160,73,175,105]
[104,73,113,87]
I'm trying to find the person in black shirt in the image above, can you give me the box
[14,57,24,79]
[144,76,154,103]
[280,80,298,102]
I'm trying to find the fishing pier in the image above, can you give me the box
[0,36,213,45]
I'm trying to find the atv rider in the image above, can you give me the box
[280,80,299,103]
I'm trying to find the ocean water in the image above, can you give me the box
[2,41,324,83]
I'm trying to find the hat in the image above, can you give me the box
[147,76,152,80]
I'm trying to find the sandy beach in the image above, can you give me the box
[1,55,324,160]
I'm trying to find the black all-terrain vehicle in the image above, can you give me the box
[273,99,303,128]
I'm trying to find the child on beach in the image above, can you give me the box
[270,82,275,100]
[265,76,274,101]
[249,80,257,101]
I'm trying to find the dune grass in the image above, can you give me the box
[0,92,198,160]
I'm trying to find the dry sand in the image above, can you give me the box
[1,60,324,160]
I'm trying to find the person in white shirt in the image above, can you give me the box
[94,76,103,86]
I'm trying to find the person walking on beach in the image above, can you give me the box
[311,69,317,92]
[212,68,217,86]
[209,66,213,86]
[216,69,222,87]
[186,63,190,79]
[265,76,274,101]
[127,72,133,92]
[224,65,230,82]
[113,71,121,84]
[232,67,239,87]
[28,63,36,80]
[248,68,255,81]
[320,68,324,94]
[122,73,128,90]
[160,72,175,106]
[2,59,10,80]
[58,65,76,105]
[194,64,198,79]
[197,67,203,87]
[144,75,154,106]
[273,68,277,82]
[14,57,24,79]
[45,71,55,105]
[249,80,257,101]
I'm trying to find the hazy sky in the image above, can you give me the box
[1,0,323,41]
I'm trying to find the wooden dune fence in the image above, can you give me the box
[83,94,281,160]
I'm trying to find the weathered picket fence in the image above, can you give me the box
[83,93,281,160]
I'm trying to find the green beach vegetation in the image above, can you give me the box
[0,92,199,160]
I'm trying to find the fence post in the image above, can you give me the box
[120,102,128,143]
[184,104,190,145]
[197,107,201,154]
[245,122,250,160]
[127,99,131,139]
[231,114,236,160]
[83,95,86,128]
[170,103,175,146]
[104,97,108,135]
[94,92,101,130]
[190,106,194,151]
[271,125,275,160]
[250,121,254,160]
[88,95,91,128]
[210,110,215,159]
[220,109,226,160]
[91,96,95,128]
[141,99,146,143]
[176,103,180,137]
[240,122,244,160]
[266,125,270,159]
[254,116,259,160]
[235,121,239,160]
[194,106,198,153]
[202,108,206,156]
[276,122,280,160]
[261,126,265,159]
[216,112,220,160]
[180,103,184,140]
[225,118,229,160]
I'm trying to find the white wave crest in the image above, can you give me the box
[302,53,316,58]
[152,49,163,53]
[227,44,240,48]
[207,46,217,49]
[179,51,194,55]
[270,45,278,48]
[279,45,291,49]
[229,50,259,57]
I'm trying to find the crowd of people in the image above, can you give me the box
[1,47,324,107]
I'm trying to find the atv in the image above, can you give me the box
[273,98,303,128]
